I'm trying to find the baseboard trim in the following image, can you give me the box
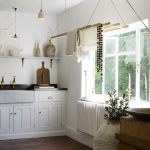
[66,126,94,148]
[0,130,66,140]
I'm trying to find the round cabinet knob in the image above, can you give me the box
[48,96,53,100]
[14,113,17,115]
[39,112,42,114]
[10,113,13,115]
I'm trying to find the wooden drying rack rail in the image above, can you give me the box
[51,22,121,39]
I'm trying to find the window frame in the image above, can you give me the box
[86,20,150,103]
[99,20,149,102]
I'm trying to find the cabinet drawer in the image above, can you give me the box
[38,91,66,102]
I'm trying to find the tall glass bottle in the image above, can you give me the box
[35,42,41,57]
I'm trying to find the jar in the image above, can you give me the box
[44,40,56,57]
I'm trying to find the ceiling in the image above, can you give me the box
[0,0,86,15]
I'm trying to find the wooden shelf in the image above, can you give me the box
[0,56,61,60]
[0,56,61,68]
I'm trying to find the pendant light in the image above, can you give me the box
[13,7,18,38]
[38,0,45,20]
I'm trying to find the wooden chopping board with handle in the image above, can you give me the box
[36,62,50,85]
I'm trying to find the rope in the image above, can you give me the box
[51,0,67,38]
[126,0,150,33]
[87,0,101,26]
[110,0,126,26]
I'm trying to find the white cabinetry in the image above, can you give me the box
[38,104,61,130]
[35,90,66,131]
[0,105,13,134]
[14,105,35,132]
[0,89,66,140]
[0,104,35,134]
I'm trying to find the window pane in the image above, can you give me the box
[105,38,117,54]
[95,70,102,94]
[119,31,136,52]
[104,57,116,93]
[140,29,149,101]
[119,55,136,99]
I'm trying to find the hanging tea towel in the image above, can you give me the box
[66,29,80,55]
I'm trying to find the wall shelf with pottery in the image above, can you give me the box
[0,56,61,68]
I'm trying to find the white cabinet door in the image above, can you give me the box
[38,104,62,131]
[0,105,13,134]
[38,105,50,131]
[14,105,35,132]
[49,105,62,130]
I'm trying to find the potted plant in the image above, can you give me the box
[93,91,129,150]
[104,90,129,122]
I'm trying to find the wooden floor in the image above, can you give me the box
[0,136,92,150]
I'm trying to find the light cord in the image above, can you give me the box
[65,0,67,12]
[13,7,17,38]
[126,0,150,33]
[15,8,16,35]
[41,0,42,10]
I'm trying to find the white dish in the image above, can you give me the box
[9,49,22,56]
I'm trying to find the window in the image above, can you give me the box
[83,20,149,102]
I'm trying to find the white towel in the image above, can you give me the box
[80,27,97,48]
[65,29,79,55]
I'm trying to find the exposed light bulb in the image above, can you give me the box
[38,9,45,20]
[38,0,45,20]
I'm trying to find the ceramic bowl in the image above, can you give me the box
[9,49,22,56]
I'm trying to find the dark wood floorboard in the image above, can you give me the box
[0,136,92,150]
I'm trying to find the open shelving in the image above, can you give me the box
[0,56,61,67]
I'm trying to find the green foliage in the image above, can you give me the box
[119,56,136,96]
[104,91,129,121]
[95,70,102,94]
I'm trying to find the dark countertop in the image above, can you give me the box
[0,84,67,91]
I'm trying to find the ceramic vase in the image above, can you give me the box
[44,40,55,57]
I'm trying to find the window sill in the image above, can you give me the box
[79,96,150,108]
[79,95,109,104]
[129,100,150,108]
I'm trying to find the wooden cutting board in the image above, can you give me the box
[36,62,50,85]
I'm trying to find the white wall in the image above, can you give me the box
[0,11,57,84]
[57,0,150,147]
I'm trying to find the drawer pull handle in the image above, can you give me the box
[48,96,53,100]
[39,112,42,114]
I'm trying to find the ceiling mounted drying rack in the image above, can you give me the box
[51,22,123,39]
[50,0,128,40]
[51,0,150,39]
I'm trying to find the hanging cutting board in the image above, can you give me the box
[36,62,50,85]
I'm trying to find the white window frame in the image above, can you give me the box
[99,20,149,102]
[81,20,150,104]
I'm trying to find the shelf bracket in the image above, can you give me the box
[50,59,53,68]
[21,58,24,68]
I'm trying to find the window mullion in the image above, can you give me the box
[116,38,119,95]
[136,28,141,100]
